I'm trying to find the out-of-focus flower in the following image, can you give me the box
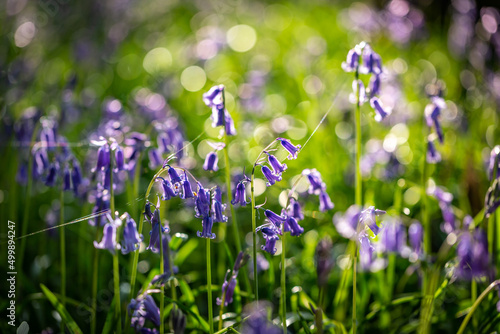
[287,198,304,221]
[370,97,391,122]
[341,43,362,72]
[456,228,491,280]
[316,238,334,287]
[378,218,407,254]
[242,303,281,334]
[333,205,361,239]
[408,221,423,255]
[360,44,382,75]
[425,96,446,144]
[488,145,500,180]
[94,217,121,254]
[319,190,335,211]
[121,216,143,254]
[128,293,161,331]
[485,178,500,218]
[170,306,186,334]
[427,138,442,164]
[360,206,386,235]
[428,185,456,234]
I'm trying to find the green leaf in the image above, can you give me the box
[40,284,82,334]
[175,238,198,266]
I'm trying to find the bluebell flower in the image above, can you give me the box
[129,294,161,331]
[180,172,194,199]
[341,44,362,72]
[370,97,391,122]
[197,215,216,239]
[217,274,237,307]
[485,178,500,218]
[170,306,186,334]
[195,182,211,218]
[158,176,178,201]
[259,226,280,255]
[428,185,455,233]
[34,149,49,176]
[408,221,423,255]
[115,145,125,171]
[121,216,143,254]
[284,216,304,236]
[63,167,71,191]
[211,186,227,223]
[261,165,282,186]
[231,182,249,206]
[89,186,109,226]
[94,220,121,254]
[264,209,286,228]
[319,190,334,212]
[350,79,366,106]
[211,105,226,128]
[143,201,154,221]
[203,84,225,108]
[147,210,169,253]
[333,205,361,240]
[287,198,304,221]
[71,160,82,194]
[168,167,183,184]
[456,228,491,280]
[368,74,381,98]
[203,151,219,171]
[488,145,500,180]
[302,168,326,195]
[427,139,441,164]
[425,96,446,144]
[161,234,178,278]
[360,44,382,75]
[242,303,281,334]
[360,206,386,235]
[224,110,237,136]
[379,218,406,254]
[96,144,110,170]
[316,238,334,287]
[148,148,163,169]
[45,162,59,187]
[277,137,301,160]
[359,232,375,271]
[266,153,287,174]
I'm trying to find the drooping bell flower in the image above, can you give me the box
[333,205,361,240]
[266,152,287,174]
[360,44,382,75]
[231,182,249,206]
[261,165,282,186]
[242,303,282,334]
[319,190,334,212]
[350,79,366,106]
[485,178,500,218]
[115,145,125,171]
[408,221,423,254]
[302,168,326,195]
[360,206,386,235]
[147,209,168,253]
[341,44,362,72]
[211,105,226,128]
[368,74,381,98]
[359,232,375,271]
[170,306,186,334]
[180,172,194,199]
[284,216,304,236]
[427,139,442,164]
[224,110,237,136]
[264,209,286,228]
[277,137,301,160]
[424,96,446,144]
[428,185,455,233]
[94,219,121,254]
[96,144,110,170]
[168,166,183,184]
[197,215,216,239]
[143,201,154,221]
[63,167,71,191]
[203,151,219,171]
[45,162,59,187]
[211,186,227,223]
[287,198,304,221]
[379,218,406,254]
[195,182,211,218]
[71,160,82,194]
[258,225,280,255]
[217,274,237,307]
[488,145,500,181]
[121,216,143,254]
[370,97,391,122]
[129,294,161,331]
[157,177,177,200]
[456,228,491,280]
[203,84,225,108]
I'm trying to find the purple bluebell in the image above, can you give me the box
[89,186,110,226]
[379,218,406,254]
[63,167,71,191]
[170,306,186,334]
[161,234,178,278]
[359,232,375,271]
[266,153,287,174]
[168,167,183,184]
[143,201,154,221]
[456,228,491,280]
[488,145,500,180]
[485,179,500,218]
[147,209,168,253]
[148,148,163,169]
[341,44,362,72]
[259,226,280,255]
[129,294,161,331]
[360,206,386,235]
[333,205,361,240]
[264,209,286,228]
[316,238,334,287]
[319,190,334,212]
[409,221,423,254]
[277,137,301,160]
[217,275,237,307]
[231,182,248,206]
[96,144,110,170]
[302,168,326,195]
[180,172,194,199]
[287,198,304,221]
[224,110,237,136]
[203,151,219,172]
[428,186,455,233]
[34,149,49,176]
[360,44,382,75]
[211,105,225,128]
[211,186,227,223]
[197,216,216,239]
[261,165,282,186]
[370,97,391,122]
[284,216,304,236]
[115,145,125,170]
[368,74,381,98]
[16,163,27,185]
[242,304,281,334]
[121,216,143,254]
[157,177,177,200]
[427,139,442,164]
[71,160,82,193]
[249,253,270,275]
[94,221,121,254]
[45,163,59,187]
[195,182,211,218]
[233,251,250,272]
[203,84,225,108]
[350,79,366,106]
[424,96,446,144]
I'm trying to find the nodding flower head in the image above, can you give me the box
[456,228,491,280]
[144,201,154,221]
[45,162,59,187]
[485,178,500,218]
[63,167,71,191]
[425,96,446,144]
[266,153,287,174]
[277,137,301,160]
[217,272,237,307]
[261,165,282,186]
[168,167,183,184]
[302,169,326,195]
[129,293,161,330]
[232,181,249,206]
[121,216,143,254]
[264,209,286,228]
[341,44,362,72]
[379,218,406,254]
[358,231,375,271]
[195,182,211,218]
[370,97,391,122]
[158,177,178,201]
[333,205,361,240]
[197,215,216,239]
[224,110,237,136]
[350,79,366,106]
[71,160,82,194]
[258,225,280,255]
[180,172,194,199]
[211,105,225,128]
[147,214,168,253]
[115,145,125,171]
[409,221,423,255]
[94,220,121,254]
[368,74,381,98]
[488,145,500,181]
[203,84,225,108]
[284,216,304,236]
[211,186,227,223]
[203,151,219,172]
[319,190,334,212]
[360,44,382,75]
[287,198,304,221]
[360,206,386,235]
[427,139,442,164]
[96,144,110,170]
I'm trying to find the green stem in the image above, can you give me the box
[223,134,242,253]
[471,279,477,330]
[207,239,214,334]
[160,214,165,334]
[60,190,66,333]
[281,228,287,333]
[91,227,100,334]
[110,148,122,334]
[352,254,357,334]
[250,171,258,303]
[218,288,227,331]
[457,280,500,334]
[166,241,177,301]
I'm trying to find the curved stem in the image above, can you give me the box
[207,239,214,334]
[281,227,287,333]
[60,189,66,333]
[250,170,258,303]
[457,280,500,334]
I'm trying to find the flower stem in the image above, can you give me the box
[207,239,214,334]
[218,289,227,331]
[160,217,165,334]
[60,189,66,333]
[250,170,258,303]
[91,226,100,334]
[223,134,242,253]
[281,227,287,334]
